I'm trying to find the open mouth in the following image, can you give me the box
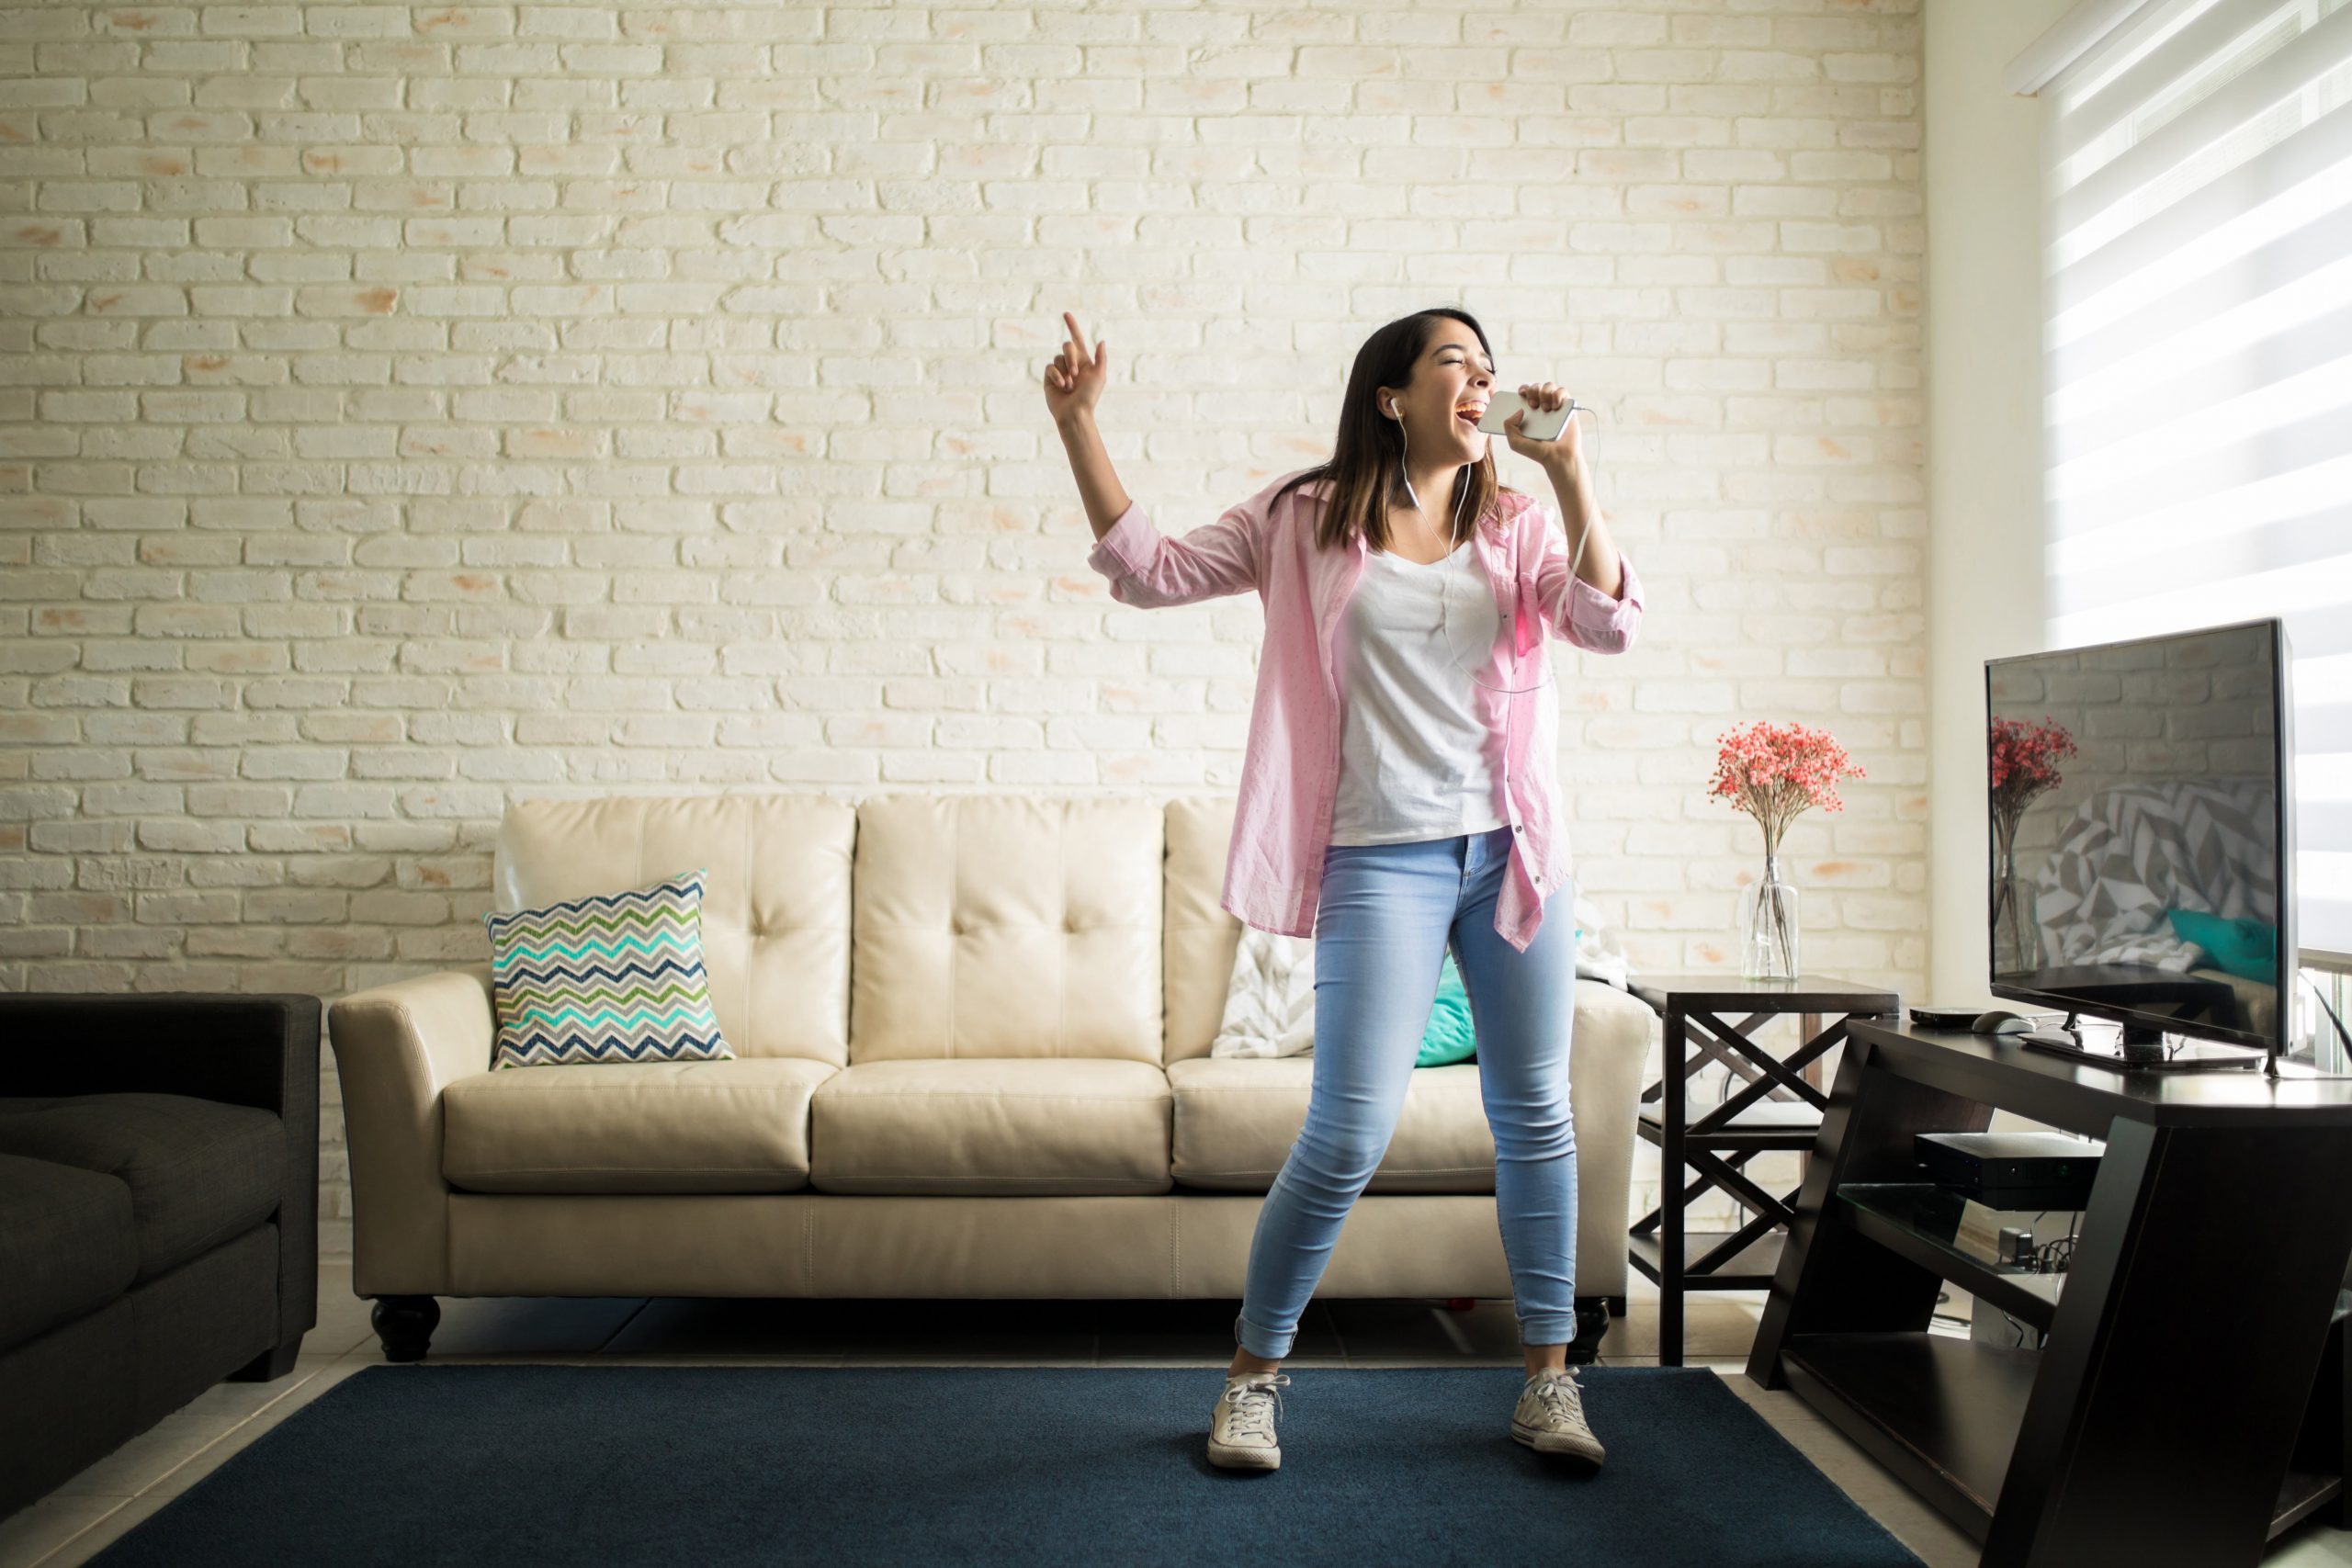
[1456,404,1486,430]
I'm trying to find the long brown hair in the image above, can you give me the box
[1271,308,1525,554]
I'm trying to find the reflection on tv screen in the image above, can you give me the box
[1988,623,2281,1044]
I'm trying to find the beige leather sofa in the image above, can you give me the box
[327,794,1657,1361]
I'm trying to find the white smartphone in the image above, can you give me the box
[1475,389,1577,441]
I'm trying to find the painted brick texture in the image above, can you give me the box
[0,3,1926,1253]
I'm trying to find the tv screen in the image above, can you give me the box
[1985,618,2296,1057]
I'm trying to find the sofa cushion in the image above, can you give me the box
[808,1058,1171,1194]
[0,1094,283,1283]
[0,1152,138,1350]
[849,795,1165,1066]
[1166,1058,1500,1193]
[441,1058,833,1194]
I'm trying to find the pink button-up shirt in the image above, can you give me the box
[1086,467,1645,953]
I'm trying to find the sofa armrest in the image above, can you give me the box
[327,969,493,1298]
[0,993,322,1349]
[1568,980,1657,1303]
[0,993,320,1120]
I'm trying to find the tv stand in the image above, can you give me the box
[2018,1010,2263,1074]
[1752,1020,2352,1565]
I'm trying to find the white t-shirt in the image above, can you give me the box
[1328,539,1510,847]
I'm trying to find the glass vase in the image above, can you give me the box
[1989,818,2041,977]
[1738,852,1801,981]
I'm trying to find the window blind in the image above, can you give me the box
[2040,0,2352,960]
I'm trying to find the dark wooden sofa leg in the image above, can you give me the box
[372,1295,441,1362]
[230,1337,305,1382]
[1569,1297,1611,1364]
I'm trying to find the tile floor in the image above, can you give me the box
[4,1265,2346,1568]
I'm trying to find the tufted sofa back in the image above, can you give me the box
[845,795,1164,1064]
[492,793,1250,1068]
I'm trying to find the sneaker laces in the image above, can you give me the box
[1221,1372,1291,1442]
[1528,1369,1587,1427]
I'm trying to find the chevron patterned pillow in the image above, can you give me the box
[482,869,736,1069]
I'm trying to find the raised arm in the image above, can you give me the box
[1046,310,1130,542]
[1045,309,1262,608]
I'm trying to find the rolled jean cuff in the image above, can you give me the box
[1517,1312,1577,1348]
[1234,1310,1292,1361]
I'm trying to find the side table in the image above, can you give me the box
[1627,974,1901,1365]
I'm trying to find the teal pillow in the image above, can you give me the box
[2165,908,2278,983]
[1417,953,1477,1066]
[1414,926,1584,1067]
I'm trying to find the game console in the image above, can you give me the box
[1914,1131,2104,1209]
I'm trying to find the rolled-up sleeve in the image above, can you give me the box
[1086,493,1262,609]
[1531,501,1643,655]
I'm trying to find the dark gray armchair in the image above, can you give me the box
[0,994,320,1518]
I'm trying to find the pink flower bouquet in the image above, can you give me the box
[1708,720,1867,857]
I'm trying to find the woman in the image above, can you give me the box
[1044,308,1643,1473]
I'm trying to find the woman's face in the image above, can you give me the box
[1385,333,1496,457]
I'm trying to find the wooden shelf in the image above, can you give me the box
[1638,1098,1822,1149]
[1781,1333,2029,1540]
[1836,1183,2065,1332]
[2276,1470,2348,1540]
[1628,1229,1784,1290]
[1780,1333,2343,1547]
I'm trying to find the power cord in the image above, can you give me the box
[1987,1210,2080,1348]
[2304,973,2352,1058]
[2032,1223,2077,1276]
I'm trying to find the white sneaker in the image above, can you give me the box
[1207,1371,1290,1471]
[1511,1368,1605,1467]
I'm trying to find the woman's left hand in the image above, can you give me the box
[1503,382,1583,468]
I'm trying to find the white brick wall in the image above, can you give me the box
[0,2,1927,1257]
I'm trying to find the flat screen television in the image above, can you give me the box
[1985,618,2295,1071]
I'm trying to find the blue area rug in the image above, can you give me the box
[90,1365,1923,1567]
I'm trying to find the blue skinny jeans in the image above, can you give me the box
[1233,824,1580,1359]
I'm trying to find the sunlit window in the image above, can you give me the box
[2040,0,2352,992]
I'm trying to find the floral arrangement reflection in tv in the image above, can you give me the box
[1988,716,2079,974]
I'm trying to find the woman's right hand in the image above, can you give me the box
[1044,310,1107,425]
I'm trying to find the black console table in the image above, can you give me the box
[1627,975,1900,1365]
[1749,1019,2352,1567]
